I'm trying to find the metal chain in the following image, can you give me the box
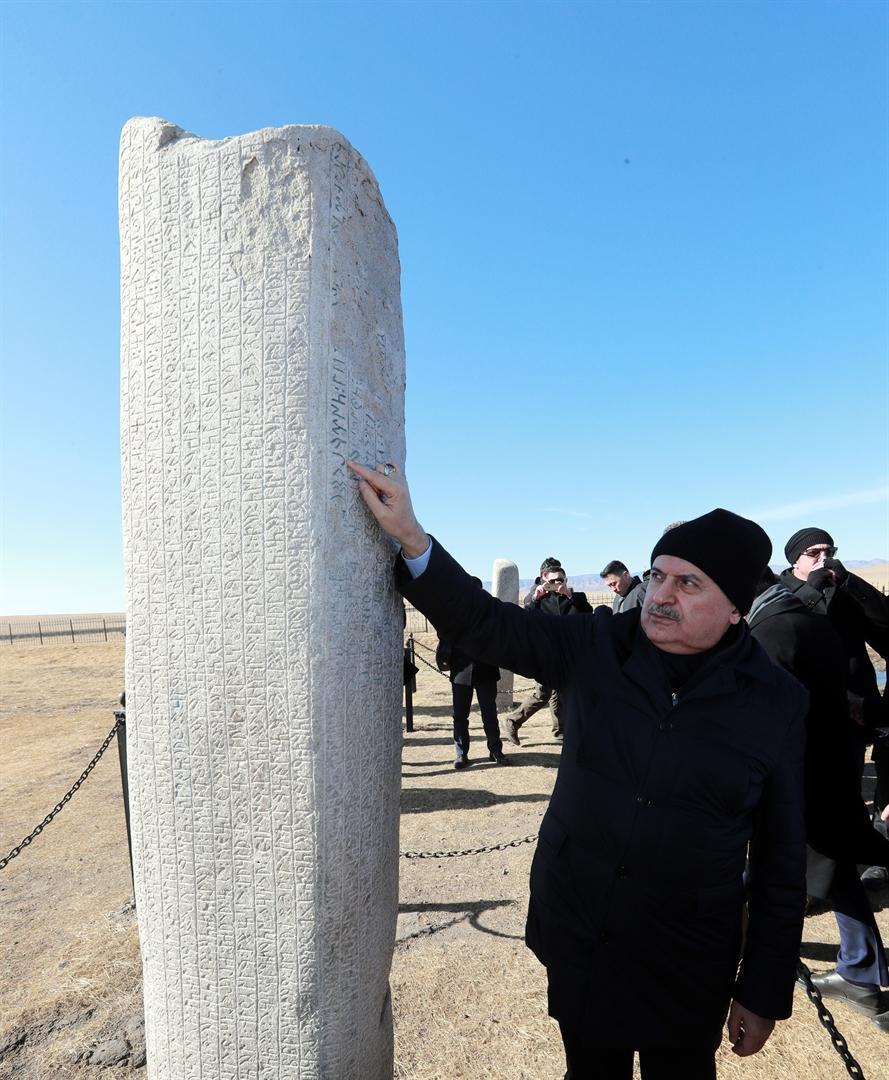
[0,716,124,872]
[796,961,867,1079]
[3,713,871,1080]
[411,648,451,679]
[401,833,538,859]
[410,637,438,656]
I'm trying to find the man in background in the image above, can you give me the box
[436,577,508,770]
[748,568,889,1022]
[781,527,889,888]
[602,559,647,614]
[501,559,592,745]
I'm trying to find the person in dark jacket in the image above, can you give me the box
[780,526,889,886]
[602,559,647,613]
[436,577,508,769]
[347,460,808,1079]
[501,561,593,745]
[748,570,889,1018]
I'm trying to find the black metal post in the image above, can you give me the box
[404,637,415,733]
[69,618,75,645]
[115,699,135,896]
[103,618,108,642]
[38,621,43,645]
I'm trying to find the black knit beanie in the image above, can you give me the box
[649,508,772,616]
[784,527,834,565]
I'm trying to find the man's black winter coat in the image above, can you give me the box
[399,541,808,1047]
[524,588,593,615]
[779,568,889,706]
[748,586,889,868]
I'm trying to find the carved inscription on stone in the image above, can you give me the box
[120,119,405,1079]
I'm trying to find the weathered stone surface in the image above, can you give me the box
[120,118,405,1079]
[491,559,519,711]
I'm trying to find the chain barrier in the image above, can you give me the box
[0,690,870,1079]
[409,637,438,656]
[401,833,538,859]
[411,648,451,679]
[796,961,866,1079]
[0,716,124,873]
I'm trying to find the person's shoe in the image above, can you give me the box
[502,718,521,746]
[860,865,889,891]
[805,895,832,917]
[454,756,470,770]
[872,1009,889,1033]
[807,969,887,1017]
[489,751,510,764]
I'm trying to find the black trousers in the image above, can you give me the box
[451,680,502,757]
[560,1023,718,1080]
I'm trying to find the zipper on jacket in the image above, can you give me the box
[671,691,679,708]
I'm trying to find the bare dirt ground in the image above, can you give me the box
[1,636,887,1079]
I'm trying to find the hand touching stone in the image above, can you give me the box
[346,460,429,558]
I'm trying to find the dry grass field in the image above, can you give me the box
[1,635,887,1079]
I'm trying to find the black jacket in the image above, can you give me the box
[435,637,500,687]
[523,588,593,616]
[748,585,889,867]
[399,539,808,1045]
[779,567,889,707]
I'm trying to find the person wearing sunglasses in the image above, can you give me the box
[780,527,889,891]
[501,559,593,746]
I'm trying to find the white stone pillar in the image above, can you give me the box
[119,118,404,1080]
[491,559,519,712]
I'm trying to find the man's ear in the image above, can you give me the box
[729,609,742,626]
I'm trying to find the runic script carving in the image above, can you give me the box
[120,118,405,1079]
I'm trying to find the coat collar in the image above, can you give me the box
[747,584,807,629]
[617,611,776,712]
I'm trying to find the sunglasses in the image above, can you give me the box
[801,546,837,559]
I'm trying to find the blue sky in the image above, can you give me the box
[1,0,887,613]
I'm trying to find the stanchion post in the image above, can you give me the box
[115,693,135,895]
[38,621,43,645]
[404,636,415,733]
[69,618,75,645]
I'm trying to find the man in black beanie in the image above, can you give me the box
[780,526,889,889]
[348,459,810,1080]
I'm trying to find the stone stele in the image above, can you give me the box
[491,558,519,711]
[119,118,405,1079]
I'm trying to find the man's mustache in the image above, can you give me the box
[647,602,681,622]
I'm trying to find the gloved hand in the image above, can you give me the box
[823,557,848,585]
[806,567,835,593]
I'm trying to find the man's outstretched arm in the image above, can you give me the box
[346,459,588,687]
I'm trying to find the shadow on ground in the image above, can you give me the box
[799,941,839,963]
[396,898,523,942]
[401,787,549,813]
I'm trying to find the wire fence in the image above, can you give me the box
[6,583,884,646]
[2,613,126,647]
